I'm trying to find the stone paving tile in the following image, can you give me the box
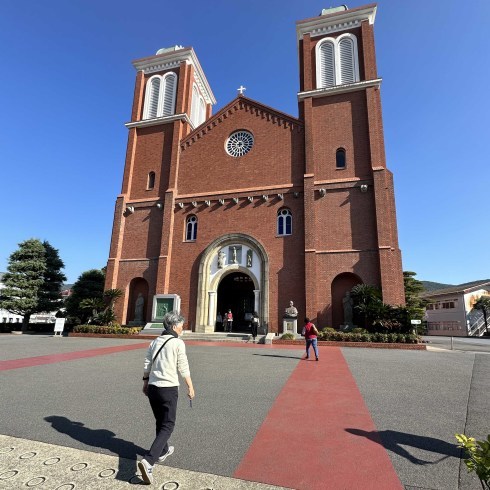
[0,435,289,489]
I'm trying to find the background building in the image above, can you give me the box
[422,280,490,337]
[105,4,405,333]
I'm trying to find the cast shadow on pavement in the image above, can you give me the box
[252,353,301,360]
[346,428,461,465]
[45,415,146,485]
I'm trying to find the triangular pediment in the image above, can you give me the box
[180,95,303,151]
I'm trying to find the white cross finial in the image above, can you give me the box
[237,85,246,95]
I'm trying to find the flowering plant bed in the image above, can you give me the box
[73,325,141,335]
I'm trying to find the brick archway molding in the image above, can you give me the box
[195,234,269,333]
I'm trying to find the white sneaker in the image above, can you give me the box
[138,458,154,484]
[158,445,174,464]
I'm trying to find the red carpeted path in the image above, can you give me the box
[0,343,149,371]
[234,346,402,490]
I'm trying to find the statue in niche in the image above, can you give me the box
[232,246,238,264]
[343,292,354,327]
[284,300,298,319]
[246,250,253,267]
[218,250,226,268]
[134,293,144,322]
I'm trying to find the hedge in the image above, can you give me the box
[73,325,141,335]
[318,330,419,344]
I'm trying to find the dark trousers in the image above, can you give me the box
[145,385,178,465]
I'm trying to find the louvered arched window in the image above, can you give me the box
[185,215,198,241]
[147,171,155,189]
[315,34,359,89]
[191,85,199,127]
[318,40,335,88]
[277,209,292,236]
[143,72,178,120]
[198,96,206,126]
[162,72,177,116]
[144,76,161,119]
[338,37,356,84]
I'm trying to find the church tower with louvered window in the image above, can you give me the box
[105,4,405,333]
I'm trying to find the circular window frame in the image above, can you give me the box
[225,130,254,158]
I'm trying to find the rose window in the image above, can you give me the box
[225,131,254,157]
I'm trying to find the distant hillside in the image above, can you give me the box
[421,281,453,292]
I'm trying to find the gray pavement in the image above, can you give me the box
[423,335,490,353]
[0,335,488,489]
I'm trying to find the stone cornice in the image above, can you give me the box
[125,113,193,129]
[180,95,303,151]
[296,4,377,40]
[298,78,382,100]
[132,47,216,105]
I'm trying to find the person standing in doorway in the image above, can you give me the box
[138,312,195,485]
[302,317,319,361]
[225,309,233,332]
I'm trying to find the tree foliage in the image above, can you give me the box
[473,296,490,335]
[403,271,428,321]
[64,269,105,323]
[0,239,65,331]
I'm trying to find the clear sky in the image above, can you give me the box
[1,0,488,285]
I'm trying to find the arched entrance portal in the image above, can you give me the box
[217,272,255,332]
[331,273,363,329]
[195,233,269,333]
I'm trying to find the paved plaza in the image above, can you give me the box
[0,334,488,489]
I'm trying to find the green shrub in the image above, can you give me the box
[280,333,296,340]
[73,325,141,335]
[456,434,490,488]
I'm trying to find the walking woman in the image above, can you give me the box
[138,312,195,485]
[302,317,319,361]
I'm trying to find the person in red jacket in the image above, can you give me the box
[302,317,319,361]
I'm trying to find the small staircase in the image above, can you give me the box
[181,332,265,343]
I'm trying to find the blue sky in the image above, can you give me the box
[1,0,488,285]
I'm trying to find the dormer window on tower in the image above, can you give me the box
[143,72,177,120]
[315,33,359,89]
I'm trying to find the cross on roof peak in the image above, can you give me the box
[237,85,246,95]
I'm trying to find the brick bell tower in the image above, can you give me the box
[105,46,216,325]
[296,4,405,328]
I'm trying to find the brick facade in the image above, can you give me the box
[105,4,405,332]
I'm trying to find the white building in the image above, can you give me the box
[0,273,23,325]
[421,280,490,337]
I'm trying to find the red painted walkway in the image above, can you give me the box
[0,343,149,371]
[234,347,402,489]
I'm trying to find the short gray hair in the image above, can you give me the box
[162,311,185,330]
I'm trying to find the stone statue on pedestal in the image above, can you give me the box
[284,301,298,319]
[343,292,354,327]
[134,293,144,323]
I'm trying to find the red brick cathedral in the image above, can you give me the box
[105,4,405,333]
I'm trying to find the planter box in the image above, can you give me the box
[273,339,426,350]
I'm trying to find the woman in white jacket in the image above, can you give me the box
[138,312,195,485]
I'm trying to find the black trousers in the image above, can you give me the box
[145,385,178,465]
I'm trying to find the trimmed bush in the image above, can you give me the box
[318,328,419,344]
[73,325,141,335]
[280,333,296,340]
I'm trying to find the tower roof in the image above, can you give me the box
[296,3,377,41]
[132,46,216,105]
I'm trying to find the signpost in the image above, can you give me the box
[54,318,66,337]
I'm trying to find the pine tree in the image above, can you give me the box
[64,269,105,323]
[403,271,428,321]
[38,241,67,314]
[0,239,47,331]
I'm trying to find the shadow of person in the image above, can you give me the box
[45,415,146,484]
[252,354,302,360]
[346,428,461,465]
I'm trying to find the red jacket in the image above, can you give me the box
[303,322,318,339]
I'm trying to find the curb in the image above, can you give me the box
[272,339,426,350]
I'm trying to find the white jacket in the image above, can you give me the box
[143,334,190,387]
